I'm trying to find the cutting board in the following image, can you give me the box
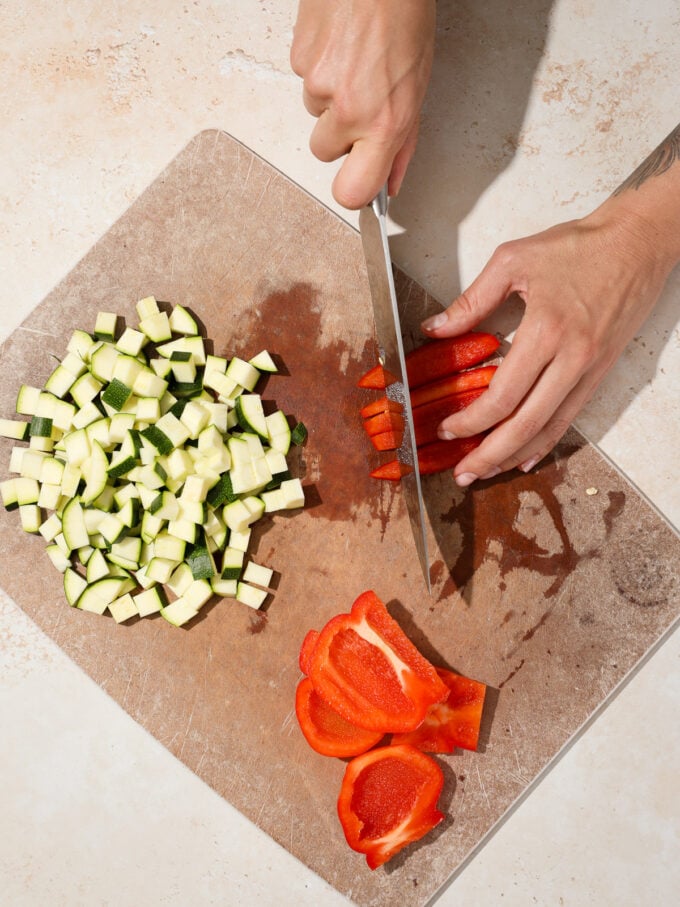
[1,131,678,907]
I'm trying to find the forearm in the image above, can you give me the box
[587,123,680,270]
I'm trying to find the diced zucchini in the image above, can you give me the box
[242,561,273,589]
[134,585,166,617]
[236,582,268,610]
[94,311,118,341]
[248,350,278,373]
[168,304,199,335]
[108,592,138,623]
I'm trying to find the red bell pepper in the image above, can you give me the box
[370,429,403,451]
[391,667,487,753]
[357,364,398,389]
[413,387,486,448]
[363,410,405,438]
[369,460,413,481]
[299,628,320,675]
[410,364,497,408]
[295,677,384,758]
[306,591,449,733]
[406,333,500,388]
[337,744,445,869]
[359,396,404,420]
[417,434,486,475]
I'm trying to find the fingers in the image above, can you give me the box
[422,243,519,338]
[388,116,421,197]
[438,313,563,439]
[450,364,603,486]
[332,137,399,209]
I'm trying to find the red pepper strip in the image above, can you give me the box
[295,677,384,758]
[359,396,404,420]
[369,460,413,481]
[410,365,497,409]
[370,429,403,451]
[413,387,486,448]
[417,434,486,475]
[299,628,320,675]
[357,364,399,389]
[391,667,487,753]
[307,590,449,733]
[363,410,405,438]
[337,744,445,869]
[406,333,500,388]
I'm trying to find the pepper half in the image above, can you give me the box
[337,744,445,869]
[307,590,449,733]
[391,667,487,753]
[295,677,384,758]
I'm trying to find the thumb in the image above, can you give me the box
[421,248,516,337]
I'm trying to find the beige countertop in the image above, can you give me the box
[1,2,678,904]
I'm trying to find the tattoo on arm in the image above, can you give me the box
[613,123,680,195]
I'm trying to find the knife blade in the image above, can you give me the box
[359,186,431,592]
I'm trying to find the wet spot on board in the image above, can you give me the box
[231,281,382,524]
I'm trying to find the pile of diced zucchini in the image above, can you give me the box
[0,296,306,626]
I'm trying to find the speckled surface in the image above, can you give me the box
[1,2,678,906]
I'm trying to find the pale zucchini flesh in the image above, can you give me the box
[0,300,306,625]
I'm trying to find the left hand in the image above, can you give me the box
[420,202,676,486]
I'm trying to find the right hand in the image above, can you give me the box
[290,0,437,209]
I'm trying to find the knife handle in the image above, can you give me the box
[371,184,389,219]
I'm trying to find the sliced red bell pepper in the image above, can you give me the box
[307,590,449,733]
[359,396,404,420]
[357,364,398,389]
[370,429,403,451]
[391,667,487,753]
[337,743,445,869]
[299,628,320,675]
[412,387,486,448]
[369,460,413,481]
[417,434,486,475]
[295,677,385,758]
[363,410,405,438]
[410,364,497,409]
[406,333,500,388]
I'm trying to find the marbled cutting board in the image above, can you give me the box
[0,131,678,907]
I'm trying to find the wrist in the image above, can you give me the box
[585,182,680,275]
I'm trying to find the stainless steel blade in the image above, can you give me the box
[359,186,431,592]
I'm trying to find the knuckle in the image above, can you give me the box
[453,289,478,319]
[490,240,519,271]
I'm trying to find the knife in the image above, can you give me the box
[359,185,431,592]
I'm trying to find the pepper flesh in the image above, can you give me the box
[337,744,445,869]
[417,435,486,475]
[391,667,487,753]
[369,460,413,481]
[298,628,320,675]
[357,364,398,389]
[410,364,497,408]
[405,333,500,388]
[295,677,384,758]
[360,396,404,420]
[307,590,449,733]
[412,387,486,448]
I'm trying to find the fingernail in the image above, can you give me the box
[480,467,501,480]
[520,456,539,473]
[438,429,457,440]
[455,472,478,487]
[422,312,447,332]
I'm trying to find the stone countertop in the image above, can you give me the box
[1,2,678,905]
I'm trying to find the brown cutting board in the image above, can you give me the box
[1,130,678,907]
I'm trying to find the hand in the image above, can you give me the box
[420,200,678,486]
[290,0,436,209]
